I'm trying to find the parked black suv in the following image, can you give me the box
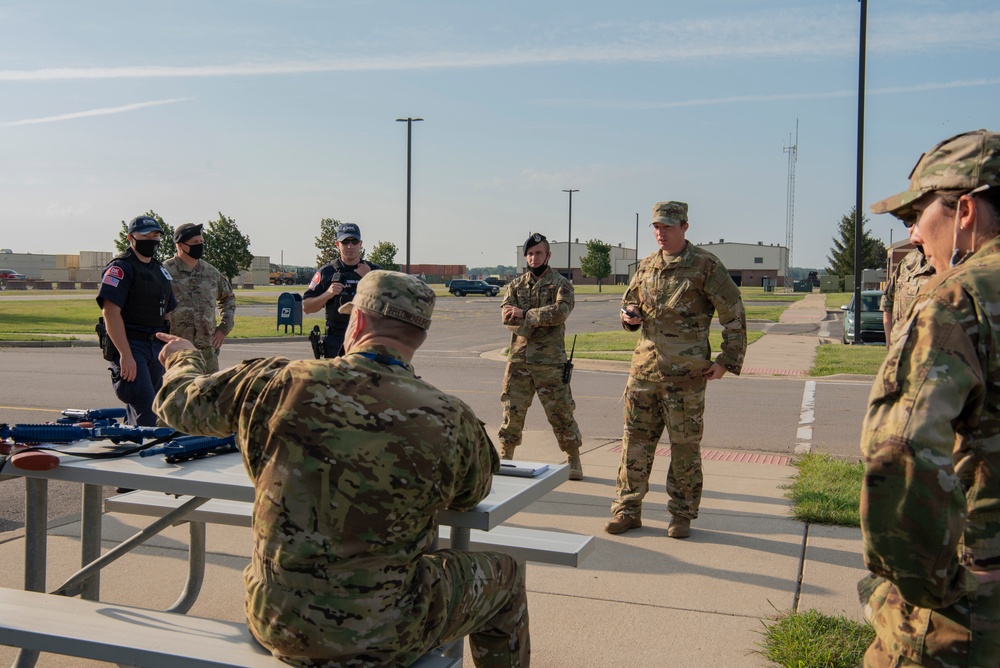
[448,279,499,297]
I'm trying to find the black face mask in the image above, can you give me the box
[528,264,548,277]
[133,239,160,258]
[185,243,204,260]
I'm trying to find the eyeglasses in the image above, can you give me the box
[339,238,361,246]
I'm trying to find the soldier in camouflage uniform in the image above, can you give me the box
[860,129,1000,667]
[162,222,235,373]
[499,233,584,480]
[153,270,529,668]
[880,244,933,346]
[606,201,746,539]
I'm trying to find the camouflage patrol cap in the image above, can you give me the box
[652,201,688,226]
[871,129,1000,221]
[338,270,435,330]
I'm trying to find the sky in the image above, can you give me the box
[1,1,998,271]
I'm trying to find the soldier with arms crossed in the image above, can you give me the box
[860,129,1000,668]
[606,201,746,539]
[163,222,236,373]
[498,233,584,480]
[154,270,529,668]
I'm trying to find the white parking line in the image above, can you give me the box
[794,380,816,455]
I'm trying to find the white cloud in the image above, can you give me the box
[0,98,192,127]
[0,9,995,82]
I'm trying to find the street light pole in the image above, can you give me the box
[396,117,423,275]
[634,212,639,273]
[562,189,578,280]
[852,0,867,344]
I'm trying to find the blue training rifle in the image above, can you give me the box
[139,434,237,463]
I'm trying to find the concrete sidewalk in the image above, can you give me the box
[0,292,869,667]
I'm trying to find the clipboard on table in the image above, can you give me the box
[497,460,550,478]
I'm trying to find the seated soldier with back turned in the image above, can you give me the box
[154,270,529,668]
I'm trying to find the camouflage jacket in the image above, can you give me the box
[501,268,574,365]
[880,248,934,337]
[153,343,499,659]
[162,257,236,348]
[622,243,746,382]
[861,234,1000,611]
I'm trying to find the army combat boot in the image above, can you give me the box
[604,513,642,535]
[567,448,583,480]
[500,444,517,460]
[667,515,691,539]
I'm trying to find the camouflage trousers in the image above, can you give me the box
[611,375,706,520]
[246,549,529,667]
[859,574,1000,667]
[498,363,582,453]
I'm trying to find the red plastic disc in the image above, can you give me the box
[11,451,60,471]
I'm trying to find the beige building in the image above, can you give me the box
[695,240,789,287]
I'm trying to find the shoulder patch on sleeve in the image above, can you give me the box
[308,271,322,290]
[104,266,124,280]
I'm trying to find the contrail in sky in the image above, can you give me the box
[542,78,1000,110]
[0,98,190,127]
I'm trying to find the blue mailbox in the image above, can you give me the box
[276,292,303,334]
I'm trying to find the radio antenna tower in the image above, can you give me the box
[782,120,799,291]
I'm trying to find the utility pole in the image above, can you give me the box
[853,0,867,343]
[562,189,578,281]
[396,117,423,274]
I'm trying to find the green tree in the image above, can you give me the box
[315,218,341,266]
[203,212,254,282]
[580,238,612,292]
[826,207,887,277]
[367,240,400,271]
[113,210,175,262]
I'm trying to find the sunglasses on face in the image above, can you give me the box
[339,239,361,246]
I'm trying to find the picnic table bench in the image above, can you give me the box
[0,587,459,668]
[105,490,595,567]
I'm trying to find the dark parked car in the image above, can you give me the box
[841,290,885,344]
[448,279,499,297]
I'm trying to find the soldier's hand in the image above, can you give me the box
[503,305,524,319]
[621,307,643,326]
[356,263,372,278]
[326,282,345,298]
[703,362,727,381]
[118,355,138,382]
[155,332,197,366]
[211,329,227,349]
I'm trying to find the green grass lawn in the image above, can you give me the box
[758,608,874,668]
[784,452,864,527]
[572,330,765,362]
[811,342,886,376]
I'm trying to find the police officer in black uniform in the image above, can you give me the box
[302,223,381,357]
[96,215,177,426]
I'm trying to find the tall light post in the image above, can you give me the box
[562,189,578,280]
[396,117,423,274]
[634,212,639,274]
[852,0,867,344]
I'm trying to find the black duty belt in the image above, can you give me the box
[125,329,162,342]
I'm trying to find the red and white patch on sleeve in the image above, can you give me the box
[103,266,124,280]
[308,271,322,290]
